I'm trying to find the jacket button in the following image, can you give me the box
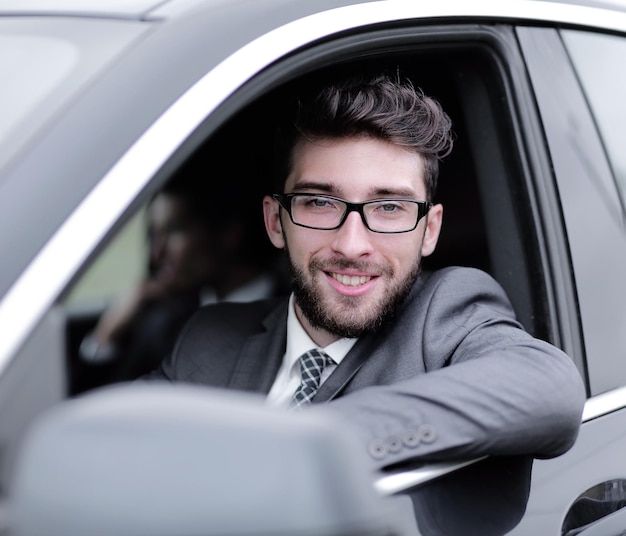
[386,436,403,453]
[403,431,421,448]
[418,424,437,444]
[368,439,388,459]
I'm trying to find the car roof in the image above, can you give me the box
[0,0,366,19]
[3,0,625,20]
[0,0,164,18]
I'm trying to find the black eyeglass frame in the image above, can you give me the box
[273,193,432,234]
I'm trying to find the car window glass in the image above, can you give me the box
[562,29,626,212]
[65,209,147,310]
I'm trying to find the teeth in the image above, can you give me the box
[331,273,372,286]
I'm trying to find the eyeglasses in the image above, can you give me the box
[273,193,432,234]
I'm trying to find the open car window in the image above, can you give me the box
[51,21,570,395]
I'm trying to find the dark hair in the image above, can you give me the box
[275,73,454,200]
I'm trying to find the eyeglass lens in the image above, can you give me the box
[289,194,422,233]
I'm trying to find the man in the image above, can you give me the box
[79,173,281,387]
[146,73,585,469]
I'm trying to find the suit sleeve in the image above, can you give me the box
[324,267,586,469]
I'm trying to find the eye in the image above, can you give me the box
[379,203,400,212]
[312,198,332,207]
[373,201,405,214]
[302,196,339,210]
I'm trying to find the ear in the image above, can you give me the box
[263,195,286,249]
[421,203,443,258]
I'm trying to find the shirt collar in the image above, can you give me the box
[285,294,357,371]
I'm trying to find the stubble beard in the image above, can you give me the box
[286,249,421,339]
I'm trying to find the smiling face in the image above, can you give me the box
[264,137,443,346]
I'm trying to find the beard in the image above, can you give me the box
[287,249,421,339]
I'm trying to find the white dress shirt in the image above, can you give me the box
[266,294,357,407]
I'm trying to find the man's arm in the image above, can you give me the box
[323,267,586,469]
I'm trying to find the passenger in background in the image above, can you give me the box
[79,170,283,383]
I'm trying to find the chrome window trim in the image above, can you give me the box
[582,385,626,422]
[1,0,626,401]
[374,457,487,496]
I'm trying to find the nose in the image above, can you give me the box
[329,211,374,259]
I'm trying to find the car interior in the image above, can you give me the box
[59,29,550,397]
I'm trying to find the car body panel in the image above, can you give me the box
[1,0,626,533]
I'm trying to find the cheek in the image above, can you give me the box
[382,235,422,271]
[284,227,323,263]
[167,235,197,262]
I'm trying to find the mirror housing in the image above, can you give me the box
[7,383,401,536]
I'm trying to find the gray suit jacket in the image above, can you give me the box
[148,266,585,469]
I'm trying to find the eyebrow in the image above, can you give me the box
[371,187,418,198]
[290,181,419,199]
[290,180,335,193]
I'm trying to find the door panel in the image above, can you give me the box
[509,408,626,535]
[518,26,626,396]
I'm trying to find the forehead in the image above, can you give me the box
[149,194,192,223]
[287,137,426,199]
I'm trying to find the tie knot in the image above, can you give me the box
[300,348,332,375]
[291,349,333,409]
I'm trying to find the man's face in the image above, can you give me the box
[149,194,215,291]
[263,137,442,345]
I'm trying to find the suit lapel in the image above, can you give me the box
[226,297,371,400]
[228,301,288,394]
[312,334,380,402]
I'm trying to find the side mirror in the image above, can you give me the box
[7,384,402,536]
